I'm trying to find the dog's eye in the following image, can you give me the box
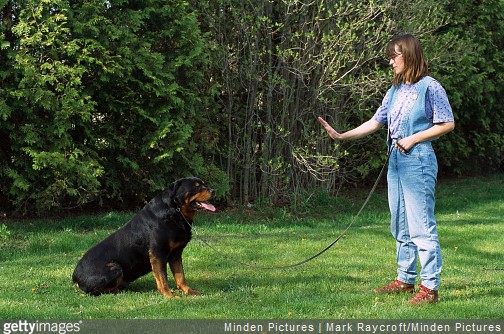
[195,182,200,187]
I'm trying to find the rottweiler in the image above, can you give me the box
[72,177,215,298]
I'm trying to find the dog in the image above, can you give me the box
[72,177,215,298]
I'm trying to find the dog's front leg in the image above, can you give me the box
[149,250,176,298]
[168,248,201,296]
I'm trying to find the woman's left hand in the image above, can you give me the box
[396,122,455,153]
[396,136,416,153]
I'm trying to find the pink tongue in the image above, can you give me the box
[200,202,216,212]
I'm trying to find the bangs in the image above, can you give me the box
[386,41,400,59]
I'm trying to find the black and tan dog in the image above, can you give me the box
[72,177,215,298]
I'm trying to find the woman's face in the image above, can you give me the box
[389,45,404,76]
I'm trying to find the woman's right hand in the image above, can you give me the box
[318,117,343,140]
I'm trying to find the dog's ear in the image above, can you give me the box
[162,179,181,205]
[167,180,177,194]
[167,178,189,205]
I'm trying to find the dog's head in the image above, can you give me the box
[169,177,216,219]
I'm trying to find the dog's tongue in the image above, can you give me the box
[200,202,216,212]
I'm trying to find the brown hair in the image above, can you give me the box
[386,34,429,86]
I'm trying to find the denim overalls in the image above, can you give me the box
[386,76,442,291]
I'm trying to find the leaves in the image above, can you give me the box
[1,0,503,213]
[0,0,213,213]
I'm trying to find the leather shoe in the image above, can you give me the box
[408,284,439,305]
[373,279,414,294]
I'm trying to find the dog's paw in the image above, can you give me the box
[185,288,202,296]
[158,289,177,298]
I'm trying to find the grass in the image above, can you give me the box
[0,174,502,319]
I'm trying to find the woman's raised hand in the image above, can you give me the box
[317,117,342,140]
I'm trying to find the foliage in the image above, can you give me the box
[0,0,217,213]
[200,0,504,205]
[0,223,10,246]
[0,0,503,214]
[431,0,504,175]
[199,0,456,205]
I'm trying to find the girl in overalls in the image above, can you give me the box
[318,34,455,304]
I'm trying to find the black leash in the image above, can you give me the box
[179,149,392,270]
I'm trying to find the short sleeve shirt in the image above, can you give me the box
[372,80,454,139]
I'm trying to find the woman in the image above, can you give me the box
[318,34,454,305]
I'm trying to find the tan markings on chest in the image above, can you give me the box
[168,241,186,250]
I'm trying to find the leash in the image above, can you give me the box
[179,149,392,270]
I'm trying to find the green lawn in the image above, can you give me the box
[0,175,502,319]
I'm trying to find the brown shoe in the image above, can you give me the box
[373,279,414,294]
[408,284,438,305]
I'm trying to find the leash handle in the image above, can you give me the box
[181,150,391,270]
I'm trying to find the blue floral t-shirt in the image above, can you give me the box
[373,80,454,139]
